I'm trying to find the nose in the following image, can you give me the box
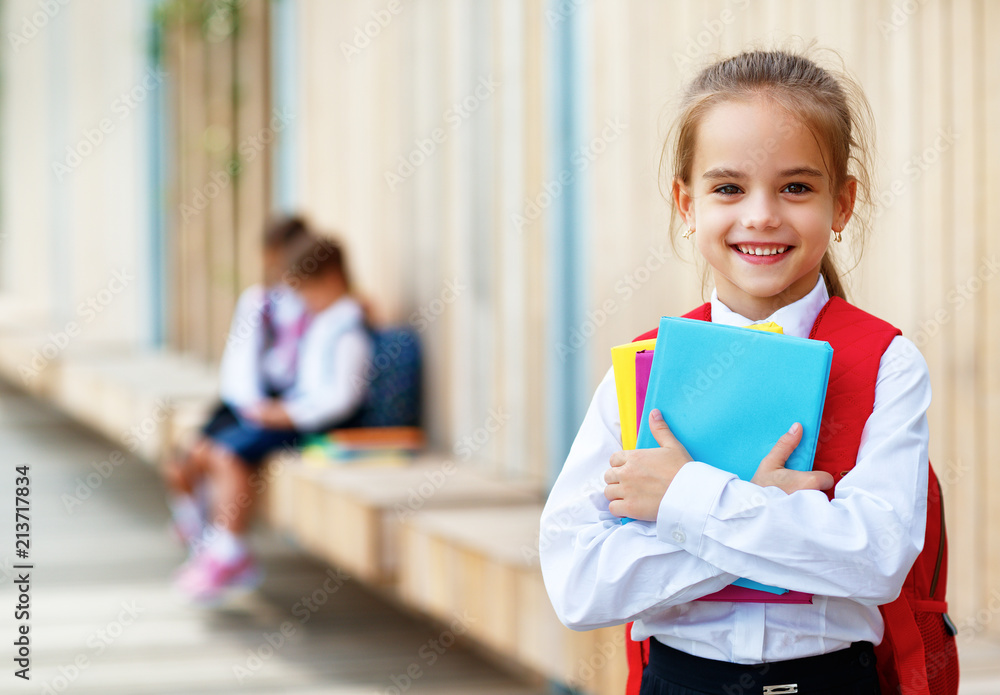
[740,190,782,232]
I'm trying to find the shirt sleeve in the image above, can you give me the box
[282,322,373,432]
[655,335,931,605]
[218,287,266,410]
[540,367,738,632]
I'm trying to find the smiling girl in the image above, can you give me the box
[540,49,955,695]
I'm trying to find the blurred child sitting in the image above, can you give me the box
[165,215,310,549]
[169,229,374,602]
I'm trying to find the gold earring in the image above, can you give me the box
[683,228,695,239]
[833,229,842,243]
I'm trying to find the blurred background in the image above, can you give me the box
[0,0,998,693]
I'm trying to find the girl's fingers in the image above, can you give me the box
[807,470,835,491]
[610,450,628,468]
[760,422,802,470]
[604,483,622,501]
[647,409,678,448]
[603,467,619,485]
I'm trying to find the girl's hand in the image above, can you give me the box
[243,400,295,429]
[603,409,692,521]
[752,422,835,494]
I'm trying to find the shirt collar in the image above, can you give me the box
[709,276,830,339]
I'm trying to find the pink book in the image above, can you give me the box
[633,350,813,605]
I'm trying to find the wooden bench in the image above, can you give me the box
[49,350,218,462]
[397,506,628,695]
[264,457,544,586]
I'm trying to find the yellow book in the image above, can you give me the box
[610,338,657,450]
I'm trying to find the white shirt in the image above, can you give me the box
[219,284,309,410]
[281,296,373,431]
[539,276,930,663]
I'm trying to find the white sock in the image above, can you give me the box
[169,495,204,540]
[207,527,248,564]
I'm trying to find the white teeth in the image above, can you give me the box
[737,245,788,256]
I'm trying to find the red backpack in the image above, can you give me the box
[624,298,958,695]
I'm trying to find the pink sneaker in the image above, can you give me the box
[174,552,262,603]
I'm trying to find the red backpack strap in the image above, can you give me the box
[633,302,710,342]
[808,297,901,498]
[624,622,647,695]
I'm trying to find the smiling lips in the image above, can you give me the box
[730,243,793,264]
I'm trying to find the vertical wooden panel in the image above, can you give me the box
[984,0,1000,637]
[234,0,270,292]
[176,16,211,357]
[205,26,238,360]
[522,0,548,482]
[949,0,981,623]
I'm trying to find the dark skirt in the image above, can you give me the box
[201,401,362,467]
[639,637,880,695]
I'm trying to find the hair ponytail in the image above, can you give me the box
[821,252,847,300]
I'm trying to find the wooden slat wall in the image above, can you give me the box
[159,0,998,634]
[163,0,271,361]
[292,0,547,480]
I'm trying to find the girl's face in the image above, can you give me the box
[673,99,856,320]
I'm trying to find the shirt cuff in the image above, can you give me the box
[656,461,735,551]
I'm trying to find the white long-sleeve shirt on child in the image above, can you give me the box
[539,275,930,664]
[281,296,373,432]
[219,284,309,411]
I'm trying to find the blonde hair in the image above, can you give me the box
[662,47,876,300]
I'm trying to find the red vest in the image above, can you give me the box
[624,297,958,695]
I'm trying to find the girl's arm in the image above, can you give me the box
[218,286,267,410]
[540,367,737,632]
[650,335,930,604]
[282,321,372,432]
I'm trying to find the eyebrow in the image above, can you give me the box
[701,166,826,181]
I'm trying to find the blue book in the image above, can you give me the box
[635,317,833,594]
